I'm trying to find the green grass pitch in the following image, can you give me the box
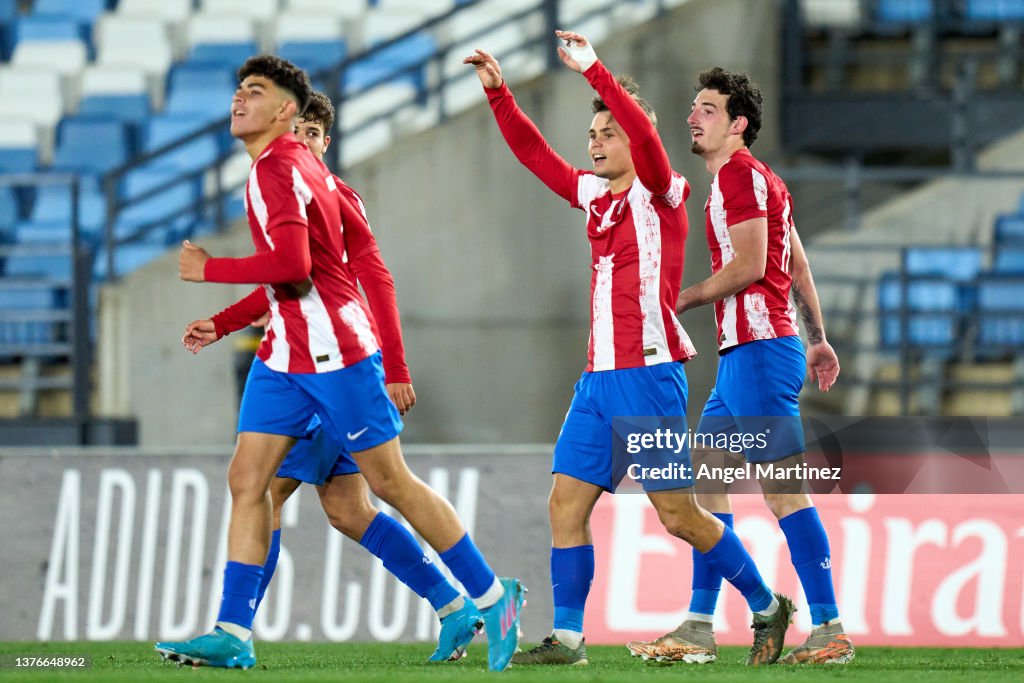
[0,642,1021,682]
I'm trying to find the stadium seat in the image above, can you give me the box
[340,83,418,130]
[32,0,107,24]
[93,241,168,280]
[53,118,131,176]
[284,0,369,21]
[15,16,84,45]
[2,244,72,281]
[118,0,193,23]
[878,272,959,348]
[994,214,1024,245]
[963,0,1024,21]
[0,185,18,238]
[11,40,88,77]
[279,40,348,75]
[116,169,200,243]
[0,120,38,173]
[364,8,435,43]
[141,114,222,175]
[0,282,67,348]
[199,0,279,20]
[79,66,152,126]
[165,64,236,121]
[0,68,65,161]
[187,13,260,67]
[875,0,934,23]
[96,16,174,77]
[904,246,983,282]
[344,33,437,94]
[977,275,1024,352]
[18,180,106,242]
[994,248,1024,273]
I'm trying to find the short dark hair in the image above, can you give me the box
[300,91,335,133]
[592,75,657,128]
[238,55,312,117]
[697,67,763,148]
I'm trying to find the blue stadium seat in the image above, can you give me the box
[994,248,1024,273]
[344,33,436,94]
[0,282,69,348]
[0,0,15,21]
[977,275,1024,351]
[904,246,983,281]
[0,147,35,174]
[1,245,72,281]
[116,169,201,242]
[189,41,259,68]
[33,0,107,23]
[994,214,1024,245]
[16,182,106,243]
[278,40,348,75]
[165,64,237,122]
[93,241,168,280]
[78,94,151,127]
[875,0,934,23]
[143,115,221,174]
[15,16,85,45]
[878,273,959,348]
[963,0,1024,20]
[53,117,131,175]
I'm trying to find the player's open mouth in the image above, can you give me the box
[592,154,606,164]
[691,128,703,140]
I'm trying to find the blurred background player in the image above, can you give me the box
[177,92,483,664]
[626,67,852,665]
[155,56,523,671]
[466,32,793,667]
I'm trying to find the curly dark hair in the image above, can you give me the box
[697,67,762,148]
[238,55,312,117]
[591,75,657,128]
[300,91,335,133]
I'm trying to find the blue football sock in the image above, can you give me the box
[217,561,263,631]
[359,512,460,611]
[689,513,733,617]
[779,507,839,625]
[438,533,497,601]
[551,545,594,633]
[254,528,281,611]
[700,525,774,613]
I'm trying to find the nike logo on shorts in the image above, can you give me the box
[347,427,369,441]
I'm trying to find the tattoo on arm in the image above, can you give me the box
[791,281,824,344]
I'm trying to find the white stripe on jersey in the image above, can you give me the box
[248,162,272,248]
[299,283,344,373]
[592,254,615,371]
[340,302,379,358]
[632,185,671,366]
[721,294,738,348]
[751,168,768,211]
[265,286,290,370]
[780,199,793,274]
[292,166,312,219]
[663,174,687,209]
[744,291,776,340]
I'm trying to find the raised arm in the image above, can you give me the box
[464,48,579,204]
[557,30,672,196]
[789,227,839,391]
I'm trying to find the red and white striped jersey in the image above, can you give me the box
[485,60,696,372]
[704,148,799,351]
[205,134,379,373]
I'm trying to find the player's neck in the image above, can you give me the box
[609,169,636,194]
[242,124,293,160]
[704,141,746,176]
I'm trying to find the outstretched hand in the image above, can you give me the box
[554,30,597,73]
[182,318,218,354]
[463,49,503,89]
[807,340,840,392]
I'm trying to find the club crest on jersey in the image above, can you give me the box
[591,198,626,232]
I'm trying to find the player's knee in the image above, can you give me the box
[548,493,588,531]
[326,499,377,539]
[762,492,810,519]
[227,466,268,504]
[654,503,703,545]
[365,471,409,506]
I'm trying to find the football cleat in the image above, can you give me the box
[155,627,256,669]
[625,619,716,663]
[780,622,855,664]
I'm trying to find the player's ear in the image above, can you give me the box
[279,97,298,121]
[731,115,748,137]
[322,135,332,154]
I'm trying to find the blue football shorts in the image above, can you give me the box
[697,335,806,463]
[238,352,402,472]
[553,361,692,493]
[275,414,362,486]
